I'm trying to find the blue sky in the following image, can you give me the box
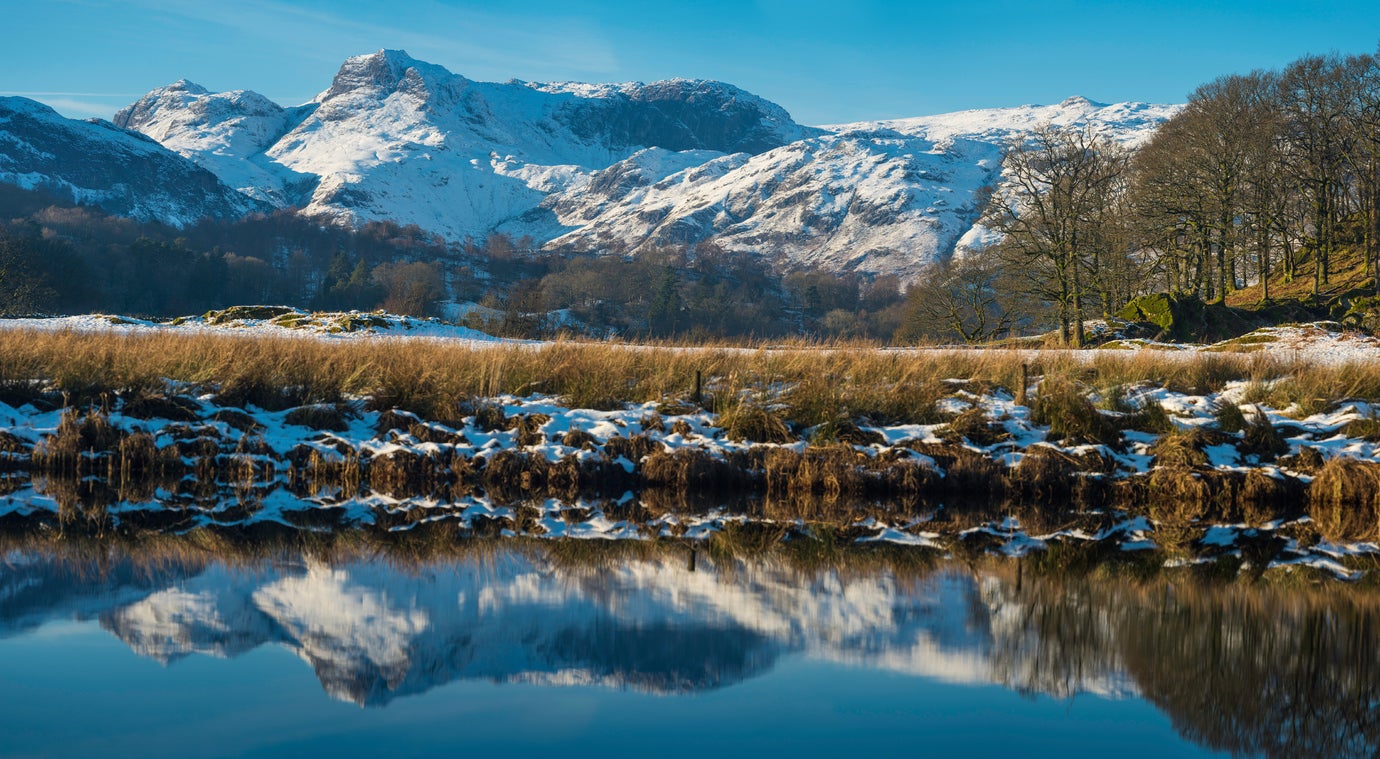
[3,0,1378,125]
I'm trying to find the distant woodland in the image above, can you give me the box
[3,46,1379,344]
[0,191,908,339]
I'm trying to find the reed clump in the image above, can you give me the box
[1031,379,1123,448]
[642,448,753,492]
[1008,446,1106,502]
[1309,458,1380,542]
[810,416,886,446]
[1341,418,1380,442]
[284,403,354,432]
[719,400,794,444]
[1240,408,1289,461]
[1149,427,1228,468]
[939,406,1007,447]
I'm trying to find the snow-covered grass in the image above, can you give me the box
[0,307,509,343]
[4,317,1380,579]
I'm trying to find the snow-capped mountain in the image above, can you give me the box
[114,49,816,246]
[9,50,1177,278]
[0,97,263,224]
[112,79,314,206]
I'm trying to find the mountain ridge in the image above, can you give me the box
[0,96,265,224]
[5,50,1178,279]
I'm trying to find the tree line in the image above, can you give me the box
[905,44,1380,345]
[0,184,904,340]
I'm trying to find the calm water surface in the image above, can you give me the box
[1,545,1372,758]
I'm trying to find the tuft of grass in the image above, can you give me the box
[121,392,200,422]
[1309,458,1380,542]
[720,400,794,444]
[1031,379,1122,448]
[1341,417,1380,442]
[1213,401,1248,433]
[1240,408,1289,461]
[1119,397,1175,434]
[514,413,551,447]
[560,429,598,449]
[283,404,352,433]
[810,416,886,447]
[1149,426,1228,468]
[471,401,510,432]
[938,406,1008,447]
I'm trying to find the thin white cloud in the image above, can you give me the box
[25,97,118,119]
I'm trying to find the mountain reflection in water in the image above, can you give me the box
[2,545,1376,758]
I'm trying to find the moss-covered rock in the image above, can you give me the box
[1115,293,1257,343]
[1340,294,1380,332]
[203,305,303,325]
[1115,293,1177,333]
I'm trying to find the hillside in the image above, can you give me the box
[0,97,263,224]
[106,50,1175,279]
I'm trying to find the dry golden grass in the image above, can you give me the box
[6,327,1380,531]
[1309,458,1380,542]
[9,327,1374,427]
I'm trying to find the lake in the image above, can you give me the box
[0,543,1373,758]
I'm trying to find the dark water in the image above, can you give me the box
[0,545,1374,758]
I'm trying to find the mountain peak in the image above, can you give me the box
[1058,95,1105,109]
[321,48,463,103]
[0,95,60,119]
[165,79,210,96]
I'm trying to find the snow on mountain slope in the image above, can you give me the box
[115,49,815,243]
[0,96,263,224]
[535,128,1005,278]
[546,97,1178,277]
[112,51,1178,277]
[830,95,1180,147]
[113,80,314,206]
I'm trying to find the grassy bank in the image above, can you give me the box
[4,327,1380,573]
[4,327,1377,421]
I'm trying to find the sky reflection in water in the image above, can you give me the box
[3,545,1366,757]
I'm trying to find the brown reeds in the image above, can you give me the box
[1309,458,1380,542]
[7,327,1380,541]
[1031,378,1123,448]
[0,328,1374,430]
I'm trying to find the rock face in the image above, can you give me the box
[0,97,264,224]
[12,50,1179,277]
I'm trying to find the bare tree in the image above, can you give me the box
[982,125,1128,346]
[897,254,1024,343]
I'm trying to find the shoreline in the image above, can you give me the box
[3,324,1380,584]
